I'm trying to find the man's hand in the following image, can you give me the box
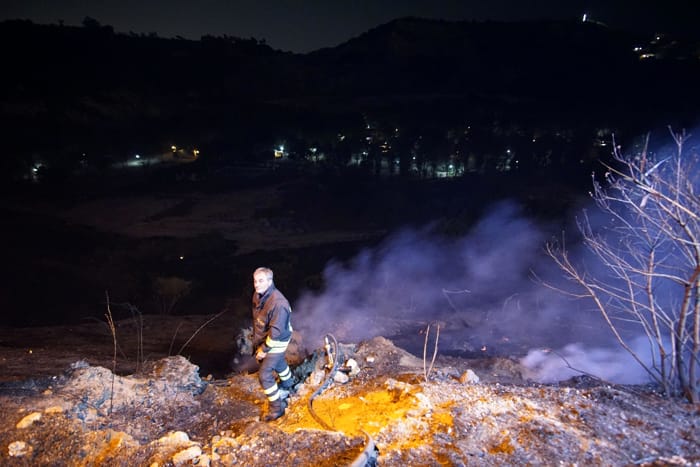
[255,347,267,361]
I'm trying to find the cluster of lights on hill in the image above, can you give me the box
[582,12,699,61]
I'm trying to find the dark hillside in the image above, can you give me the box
[306,18,639,101]
[2,17,699,166]
[0,20,290,158]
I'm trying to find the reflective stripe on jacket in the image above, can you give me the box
[252,286,293,354]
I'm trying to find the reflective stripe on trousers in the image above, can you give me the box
[278,365,291,383]
[259,352,290,401]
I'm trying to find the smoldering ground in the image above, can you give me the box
[292,200,656,385]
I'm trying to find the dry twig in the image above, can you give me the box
[423,322,440,382]
[104,290,117,416]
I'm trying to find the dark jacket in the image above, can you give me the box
[252,285,293,354]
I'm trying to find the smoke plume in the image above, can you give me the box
[292,129,699,386]
[293,201,647,378]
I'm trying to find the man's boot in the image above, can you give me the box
[263,398,286,422]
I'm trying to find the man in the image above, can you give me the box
[251,267,294,422]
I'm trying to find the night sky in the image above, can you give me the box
[1,0,698,53]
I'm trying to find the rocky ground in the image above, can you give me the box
[0,316,698,466]
[1,178,698,465]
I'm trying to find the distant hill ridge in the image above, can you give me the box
[314,16,635,60]
[2,17,694,97]
[0,17,698,156]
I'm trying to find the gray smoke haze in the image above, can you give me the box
[521,336,655,384]
[293,200,656,383]
[291,130,697,386]
[295,201,551,344]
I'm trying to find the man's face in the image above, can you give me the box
[253,272,273,295]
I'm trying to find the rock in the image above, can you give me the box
[69,360,90,370]
[44,406,63,414]
[398,353,424,368]
[172,445,202,465]
[437,366,462,379]
[344,358,361,377]
[156,431,191,447]
[8,440,32,457]
[309,368,326,386]
[196,453,213,466]
[333,371,349,384]
[211,435,240,456]
[16,412,42,429]
[143,356,206,395]
[459,369,480,384]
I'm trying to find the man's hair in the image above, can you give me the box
[254,267,274,280]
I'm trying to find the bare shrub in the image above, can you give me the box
[547,128,699,403]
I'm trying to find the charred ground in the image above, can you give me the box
[0,174,697,465]
[0,322,697,466]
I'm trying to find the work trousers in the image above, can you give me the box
[259,351,291,402]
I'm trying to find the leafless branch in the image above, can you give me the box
[423,322,440,382]
[104,290,117,416]
[546,129,699,402]
[176,311,226,356]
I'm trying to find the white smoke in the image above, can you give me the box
[296,202,600,349]
[292,129,700,385]
[520,336,656,384]
[291,198,669,385]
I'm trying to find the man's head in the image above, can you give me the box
[253,267,274,295]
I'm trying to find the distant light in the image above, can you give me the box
[171,145,177,151]
[582,13,587,22]
[135,154,140,159]
[179,256,184,260]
